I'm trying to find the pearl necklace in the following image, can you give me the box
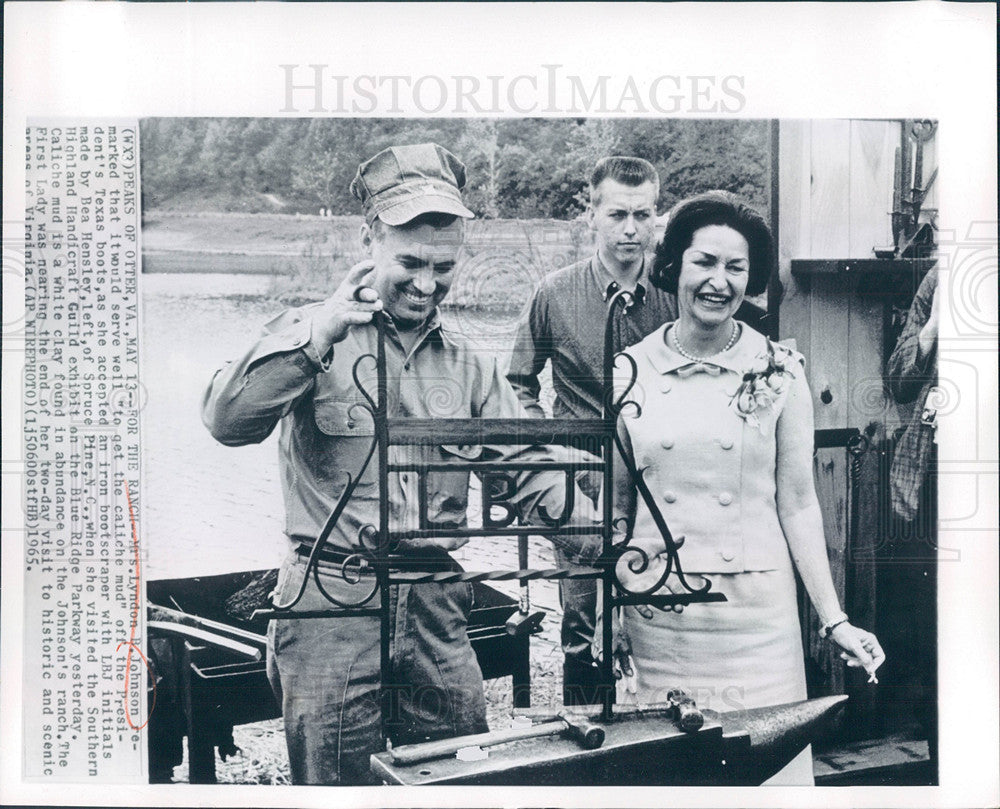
[671,320,739,362]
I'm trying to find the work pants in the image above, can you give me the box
[266,551,488,784]
[554,544,602,706]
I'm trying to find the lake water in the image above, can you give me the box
[141,274,289,578]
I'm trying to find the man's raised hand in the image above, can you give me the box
[311,260,383,355]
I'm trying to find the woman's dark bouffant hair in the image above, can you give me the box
[651,190,773,297]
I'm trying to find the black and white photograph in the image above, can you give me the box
[2,4,997,808]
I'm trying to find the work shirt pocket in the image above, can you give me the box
[302,395,378,493]
[313,396,375,437]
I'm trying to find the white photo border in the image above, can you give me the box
[3,3,997,808]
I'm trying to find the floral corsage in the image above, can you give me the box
[729,338,794,432]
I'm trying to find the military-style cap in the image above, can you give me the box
[350,143,475,227]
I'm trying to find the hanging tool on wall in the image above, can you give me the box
[888,119,938,258]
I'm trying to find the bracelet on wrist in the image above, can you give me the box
[819,611,849,640]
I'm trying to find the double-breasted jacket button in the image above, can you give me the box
[660,436,674,449]
[663,490,677,503]
[660,381,672,394]
[718,492,733,506]
[720,438,734,450]
[721,550,736,562]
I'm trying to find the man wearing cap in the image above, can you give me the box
[507,156,769,706]
[202,143,583,785]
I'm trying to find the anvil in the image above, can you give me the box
[369,694,847,786]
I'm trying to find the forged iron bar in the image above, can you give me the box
[252,607,384,620]
[147,620,263,661]
[150,603,267,646]
[384,417,613,445]
[612,593,727,608]
[599,293,626,720]
[388,566,604,585]
[387,525,604,539]
[375,313,393,746]
[390,461,605,472]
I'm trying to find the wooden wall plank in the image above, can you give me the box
[777,120,812,360]
[848,287,899,430]
[809,275,851,429]
[849,120,898,257]
[808,120,852,258]
[807,122,852,429]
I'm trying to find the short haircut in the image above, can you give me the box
[589,156,660,205]
[650,190,773,297]
[372,210,462,241]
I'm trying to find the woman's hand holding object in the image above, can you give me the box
[830,622,886,683]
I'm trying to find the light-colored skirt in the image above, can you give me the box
[620,563,813,785]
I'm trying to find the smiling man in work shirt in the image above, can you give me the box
[203,143,582,785]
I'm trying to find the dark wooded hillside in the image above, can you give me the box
[140,118,769,217]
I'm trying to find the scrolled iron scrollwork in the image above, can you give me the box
[310,548,380,609]
[605,331,718,610]
[266,346,388,614]
[304,523,381,610]
[610,350,643,419]
[266,460,383,612]
[352,351,380,413]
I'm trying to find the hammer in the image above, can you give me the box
[604,694,703,733]
[667,689,705,732]
[389,712,605,765]
[516,689,704,734]
[505,535,544,636]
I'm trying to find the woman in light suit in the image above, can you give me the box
[610,191,884,784]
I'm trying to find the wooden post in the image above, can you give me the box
[777,120,907,728]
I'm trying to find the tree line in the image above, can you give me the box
[139,118,769,219]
